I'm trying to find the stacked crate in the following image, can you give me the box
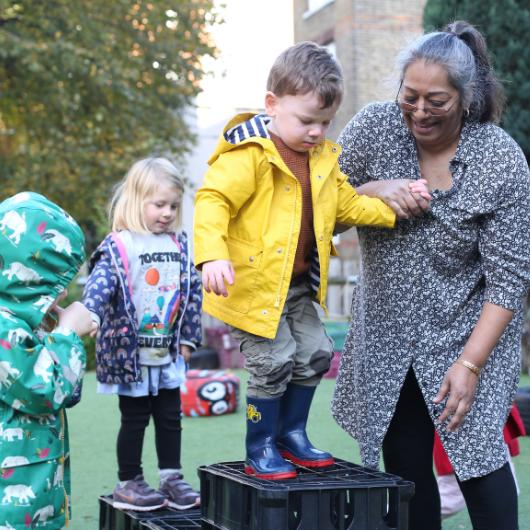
[100,459,413,530]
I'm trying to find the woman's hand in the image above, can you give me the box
[385,179,431,219]
[356,179,431,219]
[433,362,479,432]
[433,303,513,432]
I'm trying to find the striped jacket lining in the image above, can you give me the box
[224,113,270,144]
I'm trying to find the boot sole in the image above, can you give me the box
[167,499,201,510]
[113,500,168,511]
[280,451,335,468]
[244,465,297,480]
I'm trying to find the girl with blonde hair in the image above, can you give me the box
[84,157,202,511]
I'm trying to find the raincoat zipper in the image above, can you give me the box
[109,244,139,380]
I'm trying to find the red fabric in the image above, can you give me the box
[504,402,526,457]
[433,434,454,476]
[433,403,525,476]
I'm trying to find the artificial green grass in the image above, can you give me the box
[68,371,530,529]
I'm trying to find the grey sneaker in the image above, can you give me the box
[159,472,200,510]
[113,475,168,511]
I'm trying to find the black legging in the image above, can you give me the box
[117,388,182,481]
[382,368,518,530]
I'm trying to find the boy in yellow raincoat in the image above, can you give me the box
[194,42,429,479]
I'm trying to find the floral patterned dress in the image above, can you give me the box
[331,102,530,480]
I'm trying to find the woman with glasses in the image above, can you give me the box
[332,20,529,530]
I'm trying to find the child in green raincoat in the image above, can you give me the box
[0,192,94,529]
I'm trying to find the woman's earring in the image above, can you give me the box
[464,108,470,118]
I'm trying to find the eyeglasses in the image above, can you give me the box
[397,99,458,116]
[395,81,459,116]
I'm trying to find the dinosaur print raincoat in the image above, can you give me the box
[0,192,87,529]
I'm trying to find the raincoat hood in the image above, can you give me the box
[0,191,85,329]
[207,113,274,166]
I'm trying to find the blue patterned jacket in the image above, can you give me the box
[82,231,202,384]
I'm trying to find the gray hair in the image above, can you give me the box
[395,21,504,123]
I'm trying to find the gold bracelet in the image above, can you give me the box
[455,359,481,377]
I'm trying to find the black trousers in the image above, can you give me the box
[117,388,182,481]
[382,368,518,530]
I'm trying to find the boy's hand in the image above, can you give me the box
[56,301,94,337]
[202,260,235,297]
[408,178,432,201]
[378,179,431,219]
[180,344,193,363]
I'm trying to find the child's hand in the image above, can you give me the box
[89,320,99,337]
[41,289,68,332]
[56,301,94,337]
[202,260,235,297]
[407,179,432,217]
[408,178,432,201]
[180,344,193,363]
[375,179,431,219]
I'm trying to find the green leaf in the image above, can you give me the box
[423,0,530,162]
[0,0,221,251]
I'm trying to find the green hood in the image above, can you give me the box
[0,192,85,329]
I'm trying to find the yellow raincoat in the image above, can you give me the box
[194,113,395,338]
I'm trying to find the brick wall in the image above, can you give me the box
[293,0,426,140]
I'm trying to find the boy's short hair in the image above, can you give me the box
[266,41,343,108]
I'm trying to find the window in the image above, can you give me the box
[323,41,336,58]
[308,0,333,11]
[304,0,334,18]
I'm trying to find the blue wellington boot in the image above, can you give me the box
[277,383,334,468]
[245,396,297,480]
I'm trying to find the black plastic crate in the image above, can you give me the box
[99,494,202,530]
[140,513,206,529]
[198,459,414,530]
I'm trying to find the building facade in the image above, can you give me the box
[294,0,427,139]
